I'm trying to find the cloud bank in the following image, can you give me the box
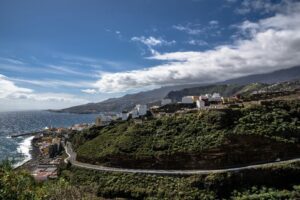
[0,74,88,111]
[92,1,300,93]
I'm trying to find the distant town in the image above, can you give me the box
[14,84,299,182]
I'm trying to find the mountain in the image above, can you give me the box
[166,84,246,102]
[56,83,204,114]
[222,66,300,85]
[166,80,300,102]
[56,66,300,114]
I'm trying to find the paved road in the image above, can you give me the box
[64,142,300,175]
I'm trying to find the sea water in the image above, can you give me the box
[0,110,98,167]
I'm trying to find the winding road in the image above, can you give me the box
[64,142,300,175]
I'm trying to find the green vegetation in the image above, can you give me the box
[74,100,300,169]
[1,159,300,199]
[231,186,300,200]
[0,161,100,200]
[58,161,300,199]
[166,80,300,102]
[0,160,38,200]
[1,100,300,199]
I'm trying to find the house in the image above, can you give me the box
[208,93,222,104]
[196,99,205,109]
[136,104,148,116]
[71,123,89,131]
[212,93,222,101]
[181,96,194,104]
[199,95,209,106]
[205,94,212,99]
[117,111,128,121]
[161,98,172,106]
[192,96,199,102]
[32,165,58,182]
[121,111,128,121]
[129,108,139,119]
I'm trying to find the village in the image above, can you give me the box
[94,86,300,126]
[22,87,299,182]
[20,92,233,181]
[20,123,92,181]
[94,92,242,126]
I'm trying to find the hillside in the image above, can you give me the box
[56,83,204,114]
[223,65,300,85]
[166,80,300,102]
[57,66,300,114]
[73,99,300,170]
[166,84,246,101]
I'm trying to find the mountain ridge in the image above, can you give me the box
[56,66,300,114]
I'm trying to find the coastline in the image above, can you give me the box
[14,136,40,171]
[12,136,34,168]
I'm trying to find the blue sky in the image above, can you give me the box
[0,0,300,111]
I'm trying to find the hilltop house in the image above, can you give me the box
[196,99,205,109]
[121,111,128,121]
[117,111,128,121]
[129,108,139,119]
[207,93,222,104]
[129,104,148,119]
[136,104,147,116]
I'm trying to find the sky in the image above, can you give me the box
[1,0,300,111]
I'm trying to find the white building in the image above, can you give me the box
[196,100,205,109]
[95,115,112,126]
[161,98,172,106]
[117,112,128,121]
[136,104,147,116]
[205,94,212,99]
[181,96,194,104]
[199,95,208,101]
[130,108,139,119]
[211,93,222,102]
[121,112,128,121]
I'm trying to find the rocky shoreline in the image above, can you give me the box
[16,137,41,171]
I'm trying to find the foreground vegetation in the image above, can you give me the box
[60,161,300,199]
[1,98,300,199]
[74,100,300,169]
[1,160,300,199]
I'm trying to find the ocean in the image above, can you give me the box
[0,110,98,167]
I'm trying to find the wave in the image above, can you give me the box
[13,136,34,168]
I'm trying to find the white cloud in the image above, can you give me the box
[235,0,290,15]
[226,0,237,3]
[0,57,24,65]
[0,74,32,98]
[131,36,176,56]
[209,20,219,26]
[10,77,94,88]
[131,36,176,47]
[187,39,208,46]
[173,24,203,35]
[0,74,88,111]
[47,65,97,78]
[81,89,97,94]
[91,1,300,93]
[173,21,220,36]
